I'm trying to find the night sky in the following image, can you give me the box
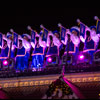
[0,6,100,35]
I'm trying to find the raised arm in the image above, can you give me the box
[0,34,5,49]
[53,35,62,47]
[47,31,53,47]
[61,33,68,45]
[22,39,31,51]
[79,27,89,43]
[61,29,72,45]
[7,38,14,50]
[91,30,99,44]
[71,34,80,47]
[47,31,62,47]
[80,36,85,43]
[39,35,47,48]
[31,42,35,49]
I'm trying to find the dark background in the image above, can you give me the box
[0,4,100,35]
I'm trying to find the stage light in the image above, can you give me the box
[47,57,52,63]
[77,52,92,65]
[46,55,59,67]
[3,60,9,66]
[79,55,84,60]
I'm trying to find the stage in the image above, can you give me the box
[0,71,100,88]
[0,71,100,99]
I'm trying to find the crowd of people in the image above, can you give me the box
[0,22,100,72]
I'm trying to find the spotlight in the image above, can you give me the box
[3,60,9,66]
[77,52,92,65]
[46,55,59,67]
[79,55,84,60]
[47,57,52,63]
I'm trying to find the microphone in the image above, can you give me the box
[77,19,81,23]
[76,19,88,28]
[94,16,99,20]
[10,29,14,33]
[27,26,32,30]
[40,24,44,29]
[58,23,62,27]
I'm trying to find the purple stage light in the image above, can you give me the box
[3,60,9,66]
[47,57,52,63]
[79,55,84,60]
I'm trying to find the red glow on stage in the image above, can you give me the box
[3,60,8,66]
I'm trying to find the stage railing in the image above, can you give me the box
[0,50,100,78]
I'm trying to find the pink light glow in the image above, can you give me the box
[47,57,52,63]
[3,60,8,66]
[79,55,84,60]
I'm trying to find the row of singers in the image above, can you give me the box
[0,26,100,71]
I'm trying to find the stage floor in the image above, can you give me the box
[0,71,100,99]
[0,71,100,88]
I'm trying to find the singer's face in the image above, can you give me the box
[9,36,12,40]
[92,28,96,32]
[55,34,59,39]
[72,31,77,36]
[24,36,28,41]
